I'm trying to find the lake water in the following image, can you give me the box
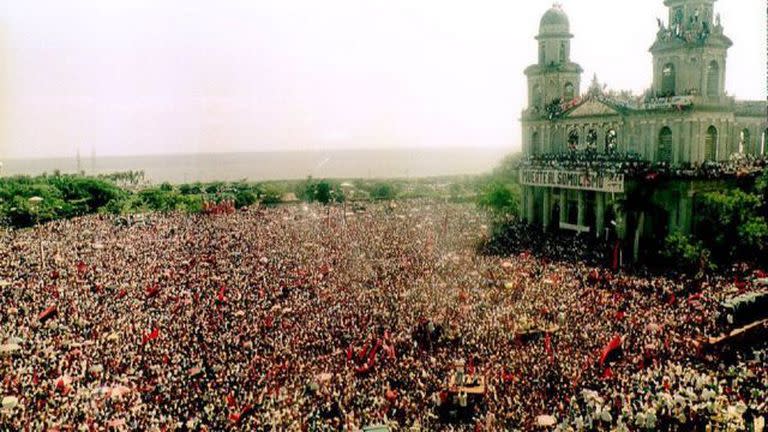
[1,148,510,183]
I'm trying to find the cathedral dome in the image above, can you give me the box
[539,5,570,36]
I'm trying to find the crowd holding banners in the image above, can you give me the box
[0,201,766,430]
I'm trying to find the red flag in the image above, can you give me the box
[598,335,622,367]
[38,305,58,322]
[346,345,354,361]
[142,327,160,345]
[601,367,614,380]
[146,284,160,298]
[217,285,226,303]
[612,241,620,271]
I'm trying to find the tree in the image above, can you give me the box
[234,190,258,209]
[370,183,396,201]
[477,182,519,218]
[661,232,709,273]
[314,181,333,205]
[260,186,282,206]
[696,188,768,264]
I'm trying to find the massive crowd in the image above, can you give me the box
[1,202,766,431]
[522,151,768,180]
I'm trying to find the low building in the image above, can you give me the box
[518,0,767,260]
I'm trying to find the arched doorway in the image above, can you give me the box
[707,61,720,97]
[586,129,598,151]
[661,63,676,96]
[704,126,718,161]
[657,127,672,163]
[605,129,617,153]
[531,131,541,155]
[568,129,579,150]
[739,129,750,154]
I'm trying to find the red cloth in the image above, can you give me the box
[142,327,160,345]
[601,367,614,380]
[612,241,620,271]
[146,284,160,298]
[666,293,676,305]
[599,335,622,367]
[38,305,58,322]
[346,345,354,361]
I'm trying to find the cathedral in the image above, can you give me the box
[519,0,767,260]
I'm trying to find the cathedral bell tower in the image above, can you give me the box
[524,4,583,112]
[650,0,732,100]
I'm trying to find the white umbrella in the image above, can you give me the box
[536,415,557,427]
[1,396,19,410]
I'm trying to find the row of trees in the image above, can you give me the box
[0,173,414,229]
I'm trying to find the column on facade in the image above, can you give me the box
[595,192,605,240]
[542,188,551,232]
[559,190,567,226]
[526,187,536,224]
[577,191,586,227]
[519,186,527,220]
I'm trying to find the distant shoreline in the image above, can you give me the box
[1,147,511,184]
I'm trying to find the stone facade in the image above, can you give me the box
[518,1,767,258]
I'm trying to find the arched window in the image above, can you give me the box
[586,129,598,150]
[531,131,541,155]
[568,129,579,150]
[658,127,673,163]
[707,61,720,97]
[661,63,676,96]
[704,125,718,161]
[564,83,575,101]
[605,129,618,152]
[539,42,545,64]
[739,129,750,154]
[532,84,542,108]
[763,128,768,155]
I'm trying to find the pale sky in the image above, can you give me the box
[0,0,765,159]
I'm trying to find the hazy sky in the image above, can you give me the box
[0,0,765,159]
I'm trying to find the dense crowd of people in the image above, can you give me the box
[1,201,766,430]
[522,151,768,180]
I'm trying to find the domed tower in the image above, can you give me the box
[650,0,732,100]
[524,4,583,111]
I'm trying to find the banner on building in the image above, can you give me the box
[520,169,625,193]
